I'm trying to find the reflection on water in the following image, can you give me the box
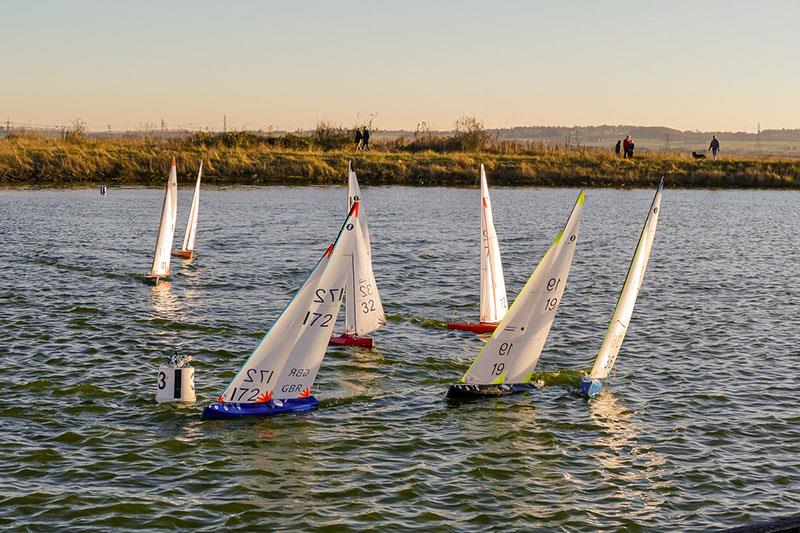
[149,281,179,316]
[589,391,670,523]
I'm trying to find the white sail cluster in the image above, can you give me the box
[462,191,584,385]
[147,158,205,281]
[479,164,508,324]
[197,164,663,413]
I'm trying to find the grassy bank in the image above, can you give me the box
[1,133,799,188]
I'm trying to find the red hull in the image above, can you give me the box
[171,250,194,259]
[446,321,498,334]
[328,334,373,348]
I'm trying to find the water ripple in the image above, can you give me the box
[0,186,798,531]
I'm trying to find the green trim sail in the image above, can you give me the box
[460,191,585,385]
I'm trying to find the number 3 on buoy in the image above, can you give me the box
[156,365,196,403]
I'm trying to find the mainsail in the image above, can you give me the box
[181,160,202,252]
[168,157,178,231]
[479,164,508,323]
[461,191,585,385]
[589,180,663,380]
[348,161,371,254]
[219,202,360,403]
[343,163,385,337]
[149,185,175,278]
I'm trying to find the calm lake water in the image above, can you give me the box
[1,185,798,531]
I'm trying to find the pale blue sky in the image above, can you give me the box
[2,0,797,132]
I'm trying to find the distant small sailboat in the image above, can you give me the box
[202,201,361,419]
[144,164,177,285]
[168,157,178,229]
[447,165,508,334]
[329,162,386,348]
[172,160,202,259]
[447,191,585,399]
[581,180,663,397]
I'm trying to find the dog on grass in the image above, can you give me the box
[692,151,707,159]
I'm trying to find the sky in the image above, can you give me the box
[2,0,798,132]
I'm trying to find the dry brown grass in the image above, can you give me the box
[1,133,798,188]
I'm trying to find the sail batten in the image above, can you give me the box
[590,180,663,380]
[461,191,585,385]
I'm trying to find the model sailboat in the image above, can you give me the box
[172,160,202,259]
[329,162,386,348]
[144,161,178,284]
[447,191,585,399]
[580,180,663,397]
[447,165,508,334]
[168,157,178,230]
[202,202,362,419]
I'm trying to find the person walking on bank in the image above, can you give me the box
[354,127,363,151]
[709,135,720,160]
[615,140,622,157]
[622,135,632,158]
[362,127,370,151]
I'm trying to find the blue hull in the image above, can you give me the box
[446,382,536,400]
[580,376,603,397]
[201,397,319,419]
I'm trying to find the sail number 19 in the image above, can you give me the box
[544,277,562,311]
[547,278,561,291]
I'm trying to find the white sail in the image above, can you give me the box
[479,164,508,323]
[168,157,178,231]
[348,162,371,253]
[181,160,202,252]
[149,185,175,278]
[590,181,663,380]
[220,203,360,403]
[343,162,385,336]
[461,191,585,385]
[344,219,386,335]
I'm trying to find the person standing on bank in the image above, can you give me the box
[362,127,370,151]
[354,127,363,151]
[615,140,622,157]
[622,135,632,158]
[709,135,720,160]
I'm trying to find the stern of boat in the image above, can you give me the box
[170,250,194,259]
[329,334,373,348]
[580,376,603,398]
[445,321,498,334]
